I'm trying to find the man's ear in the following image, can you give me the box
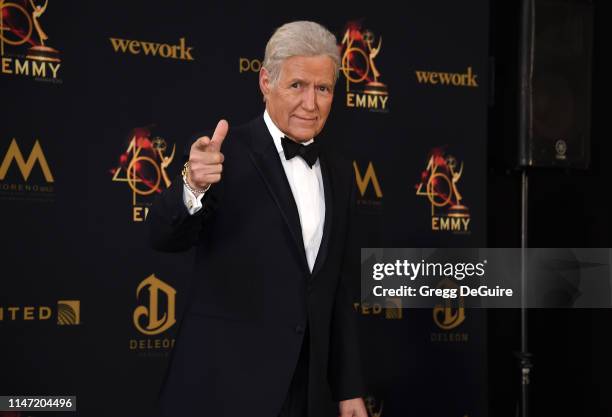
[259,67,271,101]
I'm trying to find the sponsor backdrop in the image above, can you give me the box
[0,1,488,416]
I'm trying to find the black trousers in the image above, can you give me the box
[278,324,309,417]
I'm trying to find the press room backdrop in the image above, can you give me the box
[0,1,488,416]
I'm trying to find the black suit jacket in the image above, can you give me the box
[148,115,365,417]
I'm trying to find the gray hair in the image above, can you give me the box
[262,21,340,86]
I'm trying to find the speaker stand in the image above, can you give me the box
[515,169,533,417]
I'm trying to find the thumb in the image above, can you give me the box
[193,135,211,152]
[209,119,229,151]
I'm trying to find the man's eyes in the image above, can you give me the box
[289,83,331,92]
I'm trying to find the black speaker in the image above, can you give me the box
[518,0,593,168]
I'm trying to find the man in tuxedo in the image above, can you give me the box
[148,21,367,417]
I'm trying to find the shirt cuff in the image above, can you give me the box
[183,184,206,215]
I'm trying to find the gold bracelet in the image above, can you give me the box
[181,162,210,195]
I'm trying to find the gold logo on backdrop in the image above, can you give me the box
[353,161,382,208]
[384,297,403,319]
[0,138,55,200]
[111,128,175,221]
[433,282,465,330]
[0,300,80,324]
[0,139,53,182]
[26,0,60,62]
[416,148,470,233]
[109,37,194,61]
[57,300,80,325]
[340,21,389,112]
[431,279,469,342]
[0,0,61,80]
[133,274,176,336]
[354,298,402,320]
[354,161,382,198]
[239,57,261,73]
[415,66,479,88]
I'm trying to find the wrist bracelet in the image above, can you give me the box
[182,162,211,195]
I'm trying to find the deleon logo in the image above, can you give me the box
[340,21,389,112]
[109,37,195,61]
[133,274,176,336]
[432,279,465,330]
[110,127,175,222]
[0,0,62,81]
[0,300,80,325]
[131,274,177,352]
[353,161,382,207]
[415,147,470,233]
[431,279,468,343]
[0,138,54,200]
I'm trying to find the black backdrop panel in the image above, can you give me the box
[1,1,489,416]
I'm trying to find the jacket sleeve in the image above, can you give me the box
[328,161,367,401]
[146,131,215,253]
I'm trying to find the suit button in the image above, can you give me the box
[295,325,305,334]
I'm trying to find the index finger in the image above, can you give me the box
[210,119,229,149]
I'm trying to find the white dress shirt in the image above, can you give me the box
[183,110,325,272]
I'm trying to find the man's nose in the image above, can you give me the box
[301,87,316,111]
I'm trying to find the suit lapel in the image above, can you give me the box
[246,116,310,273]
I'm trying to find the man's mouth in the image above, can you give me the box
[293,115,317,122]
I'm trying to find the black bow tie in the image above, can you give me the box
[280,136,319,168]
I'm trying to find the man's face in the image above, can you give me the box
[260,55,335,143]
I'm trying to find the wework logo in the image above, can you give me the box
[109,37,195,61]
[415,66,478,87]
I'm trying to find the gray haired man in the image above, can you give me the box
[149,21,368,417]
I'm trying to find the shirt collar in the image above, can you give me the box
[263,109,314,155]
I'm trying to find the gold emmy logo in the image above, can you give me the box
[0,0,61,80]
[433,279,465,330]
[353,161,382,208]
[0,138,53,182]
[416,148,470,233]
[25,0,60,62]
[57,300,80,325]
[111,128,175,221]
[133,274,176,336]
[365,396,384,417]
[340,21,389,112]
